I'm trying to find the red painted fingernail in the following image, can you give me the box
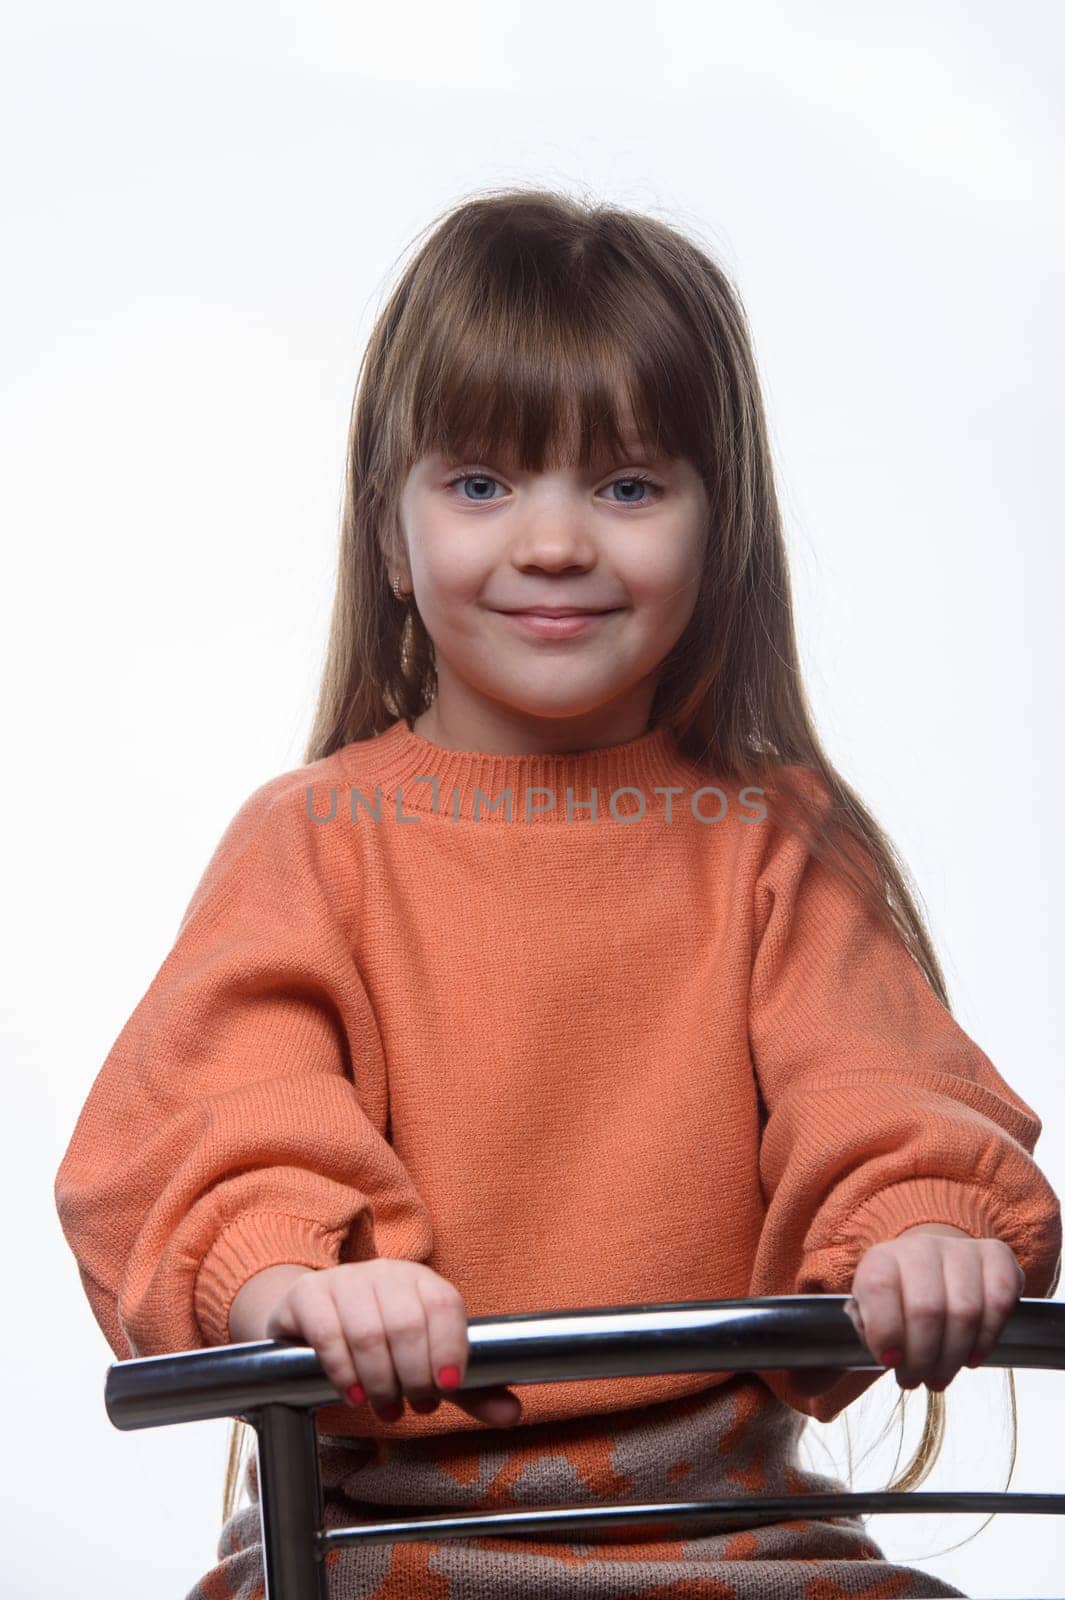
[346,1382,366,1404]
[927,1379,946,1392]
[965,1348,985,1368]
[880,1347,903,1367]
[377,1401,403,1422]
[437,1364,462,1389]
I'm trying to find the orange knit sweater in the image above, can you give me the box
[54,717,1062,1443]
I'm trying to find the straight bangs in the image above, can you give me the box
[387,212,718,488]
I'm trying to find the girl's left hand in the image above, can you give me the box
[785,1222,1026,1397]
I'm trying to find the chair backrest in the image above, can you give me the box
[105,1294,1065,1600]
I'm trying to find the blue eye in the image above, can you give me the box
[604,473,661,506]
[443,471,663,506]
[446,472,504,502]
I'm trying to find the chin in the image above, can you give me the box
[487,693,620,723]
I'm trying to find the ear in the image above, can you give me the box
[377,525,410,591]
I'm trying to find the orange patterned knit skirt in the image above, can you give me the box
[185,1374,966,1599]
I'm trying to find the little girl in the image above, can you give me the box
[55,187,1061,1600]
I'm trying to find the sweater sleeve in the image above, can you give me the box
[746,780,1063,1423]
[54,778,433,1361]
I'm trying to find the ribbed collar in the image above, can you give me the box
[336,716,705,825]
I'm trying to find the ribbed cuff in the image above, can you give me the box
[841,1176,1004,1252]
[194,1212,347,1347]
[794,1177,1010,1299]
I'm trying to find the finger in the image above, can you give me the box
[407,1393,443,1414]
[849,1245,905,1375]
[967,1241,1026,1369]
[370,1278,438,1420]
[784,1365,848,1398]
[267,1280,357,1406]
[927,1243,983,1390]
[335,1283,399,1417]
[452,1386,524,1426]
[381,1279,446,1410]
[414,1277,469,1413]
[414,1280,523,1426]
[898,1238,947,1386]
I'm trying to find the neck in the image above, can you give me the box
[411,695,656,758]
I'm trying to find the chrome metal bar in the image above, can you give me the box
[316,1491,1065,1549]
[255,1405,328,1600]
[105,1295,1065,1431]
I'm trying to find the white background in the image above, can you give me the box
[6,1,1063,1595]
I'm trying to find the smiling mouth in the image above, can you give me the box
[498,609,620,639]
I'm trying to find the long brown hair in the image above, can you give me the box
[221,184,1018,1553]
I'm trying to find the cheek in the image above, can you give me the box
[623,546,703,612]
[418,538,489,604]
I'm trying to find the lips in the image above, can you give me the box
[501,607,618,617]
[499,609,618,640]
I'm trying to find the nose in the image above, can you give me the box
[508,496,598,576]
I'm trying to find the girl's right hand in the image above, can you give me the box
[264,1258,524,1428]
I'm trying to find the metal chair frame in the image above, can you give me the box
[105,1294,1065,1600]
